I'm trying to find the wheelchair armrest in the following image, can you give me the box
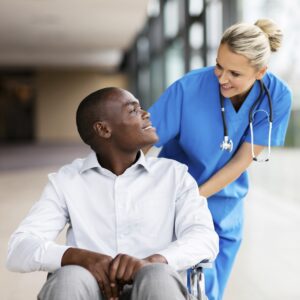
[192,259,213,270]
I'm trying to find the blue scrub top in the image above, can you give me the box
[149,66,291,222]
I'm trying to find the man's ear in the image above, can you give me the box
[93,121,112,138]
[256,66,267,80]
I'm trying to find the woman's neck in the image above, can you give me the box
[230,87,252,112]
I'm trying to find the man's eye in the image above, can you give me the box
[130,106,140,113]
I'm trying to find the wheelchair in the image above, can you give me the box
[187,259,212,300]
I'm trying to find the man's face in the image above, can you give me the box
[105,89,158,151]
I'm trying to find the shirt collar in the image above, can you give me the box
[135,150,151,173]
[80,152,99,174]
[80,150,151,174]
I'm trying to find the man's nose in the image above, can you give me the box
[141,109,150,119]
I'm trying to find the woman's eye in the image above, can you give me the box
[231,72,240,77]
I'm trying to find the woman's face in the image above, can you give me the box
[214,43,266,100]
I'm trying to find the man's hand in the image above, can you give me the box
[144,254,168,264]
[109,254,150,289]
[62,248,114,299]
[62,249,168,300]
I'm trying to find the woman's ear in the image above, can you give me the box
[256,66,268,80]
[93,121,111,138]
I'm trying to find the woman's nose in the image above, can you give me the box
[218,71,229,84]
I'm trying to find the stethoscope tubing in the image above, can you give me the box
[220,79,273,161]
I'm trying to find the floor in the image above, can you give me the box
[0,143,299,299]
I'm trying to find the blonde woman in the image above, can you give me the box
[149,19,292,300]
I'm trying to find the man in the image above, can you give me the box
[6,87,218,300]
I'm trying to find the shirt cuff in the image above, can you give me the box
[41,242,71,272]
[157,246,185,271]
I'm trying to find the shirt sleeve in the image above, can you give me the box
[6,179,71,273]
[157,167,219,271]
[244,87,292,146]
[148,80,184,147]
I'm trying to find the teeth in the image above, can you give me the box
[222,84,232,89]
[144,126,152,130]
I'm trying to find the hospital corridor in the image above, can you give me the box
[0,143,299,300]
[0,0,300,299]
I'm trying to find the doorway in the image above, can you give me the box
[0,70,35,143]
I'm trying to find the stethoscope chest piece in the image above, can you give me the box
[220,136,233,152]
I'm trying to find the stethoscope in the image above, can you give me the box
[220,80,273,162]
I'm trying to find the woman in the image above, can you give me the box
[148,19,291,300]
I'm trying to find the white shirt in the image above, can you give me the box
[6,151,218,273]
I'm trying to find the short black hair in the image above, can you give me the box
[76,87,121,145]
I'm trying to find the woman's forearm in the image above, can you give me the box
[199,158,249,197]
[199,143,264,198]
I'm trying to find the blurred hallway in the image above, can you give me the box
[0,144,299,299]
[226,149,300,299]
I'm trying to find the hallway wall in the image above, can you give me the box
[36,70,128,142]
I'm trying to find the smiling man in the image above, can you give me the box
[6,87,218,300]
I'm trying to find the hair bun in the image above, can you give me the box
[255,19,283,52]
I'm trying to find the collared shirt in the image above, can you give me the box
[6,151,218,273]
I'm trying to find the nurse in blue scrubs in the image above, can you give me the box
[148,19,292,300]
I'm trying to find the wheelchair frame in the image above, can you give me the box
[187,259,212,300]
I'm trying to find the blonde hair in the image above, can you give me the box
[220,19,283,70]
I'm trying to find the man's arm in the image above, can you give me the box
[156,166,219,271]
[6,181,69,273]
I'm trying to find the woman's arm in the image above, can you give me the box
[199,142,264,198]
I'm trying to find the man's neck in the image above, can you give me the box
[96,150,140,176]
